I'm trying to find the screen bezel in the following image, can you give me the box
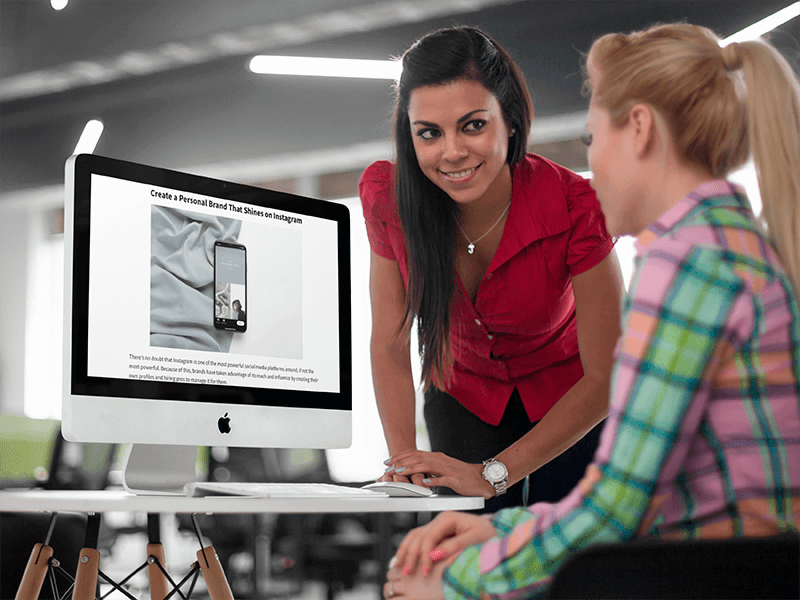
[64,154,352,446]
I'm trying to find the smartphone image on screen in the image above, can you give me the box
[214,241,247,332]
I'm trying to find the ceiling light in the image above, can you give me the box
[50,0,68,10]
[721,2,800,45]
[73,120,104,155]
[249,56,401,80]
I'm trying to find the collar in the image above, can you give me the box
[490,155,571,270]
[634,180,748,255]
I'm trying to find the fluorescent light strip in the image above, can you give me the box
[722,1,800,45]
[73,120,104,154]
[250,55,401,80]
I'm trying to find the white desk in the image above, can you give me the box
[1,489,483,600]
[0,488,483,513]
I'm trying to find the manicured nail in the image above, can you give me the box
[423,566,429,576]
[388,556,397,569]
[395,466,406,473]
[384,458,392,465]
[385,465,395,473]
[422,478,431,484]
[403,565,411,576]
[430,548,448,561]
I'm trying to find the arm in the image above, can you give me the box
[439,245,743,599]
[369,251,427,484]
[492,249,624,488]
[388,250,624,496]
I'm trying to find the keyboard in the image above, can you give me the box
[184,481,390,498]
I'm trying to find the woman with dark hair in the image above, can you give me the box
[360,26,624,512]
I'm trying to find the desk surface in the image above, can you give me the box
[0,488,484,514]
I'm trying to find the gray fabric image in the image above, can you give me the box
[150,205,241,352]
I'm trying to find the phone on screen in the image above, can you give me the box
[214,241,247,332]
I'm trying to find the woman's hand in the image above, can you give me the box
[384,556,451,600]
[379,449,428,486]
[392,511,497,579]
[384,450,495,497]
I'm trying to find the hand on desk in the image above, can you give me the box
[384,511,497,599]
[382,450,493,497]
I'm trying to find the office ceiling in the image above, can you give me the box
[1,0,796,196]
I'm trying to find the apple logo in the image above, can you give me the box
[218,412,231,434]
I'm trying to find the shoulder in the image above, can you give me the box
[513,154,595,207]
[358,160,399,223]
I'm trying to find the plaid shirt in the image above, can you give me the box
[443,180,800,599]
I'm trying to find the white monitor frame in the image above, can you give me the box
[63,154,352,493]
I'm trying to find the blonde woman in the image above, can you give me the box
[381,23,800,600]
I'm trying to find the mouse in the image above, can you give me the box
[361,481,434,497]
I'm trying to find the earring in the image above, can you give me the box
[510,128,516,136]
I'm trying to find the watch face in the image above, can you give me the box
[485,462,507,482]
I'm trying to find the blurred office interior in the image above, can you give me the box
[1,1,798,598]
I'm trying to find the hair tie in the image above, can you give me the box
[721,42,743,71]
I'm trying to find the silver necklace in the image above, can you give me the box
[456,202,511,255]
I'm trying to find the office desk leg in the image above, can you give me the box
[197,545,234,600]
[147,543,169,600]
[146,513,171,600]
[72,548,100,600]
[72,512,102,600]
[15,543,53,600]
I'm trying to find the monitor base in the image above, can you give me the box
[121,444,199,495]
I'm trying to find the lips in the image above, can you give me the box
[440,164,480,182]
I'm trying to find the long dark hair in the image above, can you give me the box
[393,26,533,387]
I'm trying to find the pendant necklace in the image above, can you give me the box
[456,201,511,255]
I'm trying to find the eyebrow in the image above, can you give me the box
[412,109,489,127]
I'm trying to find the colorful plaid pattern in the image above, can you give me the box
[443,180,800,599]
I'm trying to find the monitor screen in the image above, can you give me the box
[63,154,352,491]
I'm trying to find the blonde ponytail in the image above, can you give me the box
[736,40,800,298]
[586,24,800,296]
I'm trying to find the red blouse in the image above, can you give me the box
[359,154,613,426]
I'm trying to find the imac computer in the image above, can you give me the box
[63,154,352,494]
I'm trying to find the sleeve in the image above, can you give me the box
[441,243,744,599]
[358,160,398,260]
[564,172,614,276]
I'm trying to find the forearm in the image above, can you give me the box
[371,342,419,455]
[495,372,609,488]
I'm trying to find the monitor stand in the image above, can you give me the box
[121,444,199,495]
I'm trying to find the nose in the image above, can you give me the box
[441,134,468,162]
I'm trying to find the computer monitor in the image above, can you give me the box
[63,154,352,494]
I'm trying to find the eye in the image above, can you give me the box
[463,119,487,132]
[581,133,593,146]
[416,128,440,140]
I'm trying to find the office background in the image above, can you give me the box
[2,0,797,482]
[2,2,799,598]
[2,0,798,480]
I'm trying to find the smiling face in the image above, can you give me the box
[407,79,512,207]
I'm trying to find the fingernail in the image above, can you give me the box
[385,465,395,473]
[388,556,397,569]
[383,458,392,465]
[422,478,431,484]
[423,566,429,576]
[430,548,448,561]
[403,565,410,576]
[395,466,406,473]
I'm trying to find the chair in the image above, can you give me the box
[0,416,116,600]
[545,532,800,599]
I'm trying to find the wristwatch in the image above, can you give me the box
[481,458,508,496]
